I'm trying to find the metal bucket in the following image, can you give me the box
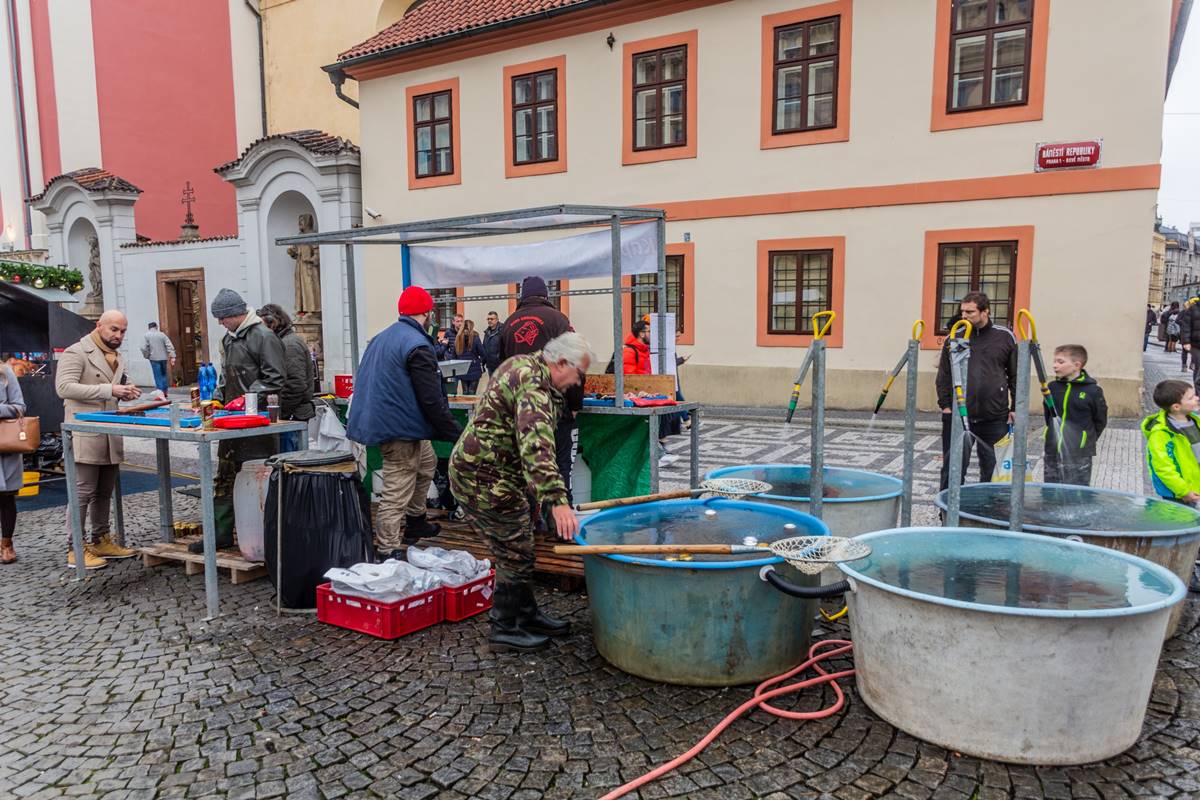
[707,464,901,537]
[837,528,1185,765]
[934,482,1200,638]
[576,498,828,686]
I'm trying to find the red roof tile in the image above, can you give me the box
[339,0,592,62]
[120,235,239,249]
[29,167,141,202]
[214,129,359,174]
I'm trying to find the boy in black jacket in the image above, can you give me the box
[1044,344,1107,485]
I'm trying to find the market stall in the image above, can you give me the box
[61,417,308,618]
[277,205,703,500]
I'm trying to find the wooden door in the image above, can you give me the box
[156,269,208,385]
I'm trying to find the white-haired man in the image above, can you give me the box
[449,331,590,653]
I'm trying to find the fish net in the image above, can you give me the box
[697,478,772,498]
[769,536,872,574]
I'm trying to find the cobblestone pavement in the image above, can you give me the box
[2,355,1198,799]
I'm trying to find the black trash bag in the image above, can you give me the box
[263,461,373,609]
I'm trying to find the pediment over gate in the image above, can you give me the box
[28,167,142,213]
[214,130,360,188]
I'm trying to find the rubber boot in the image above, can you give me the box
[514,582,570,637]
[488,582,549,653]
[188,500,236,553]
[403,514,441,544]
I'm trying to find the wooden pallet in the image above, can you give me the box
[414,510,586,582]
[139,538,267,584]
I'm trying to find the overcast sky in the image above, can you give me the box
[1161,11,1200,231]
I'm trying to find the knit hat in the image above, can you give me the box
[520,276,548,299]
[397,286,434,316]
[211,288,247,319]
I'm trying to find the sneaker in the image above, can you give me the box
[91,534,137,559]
[658,454,680,466]
[66,546,108,570]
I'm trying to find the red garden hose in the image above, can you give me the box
[600,639,855,800]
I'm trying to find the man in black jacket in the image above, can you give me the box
[500,276,582,508]
[935,291,1017,489]
[482,311,503,373]
[1178,300,1200,384]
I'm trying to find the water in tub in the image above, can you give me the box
[582,505,792,563]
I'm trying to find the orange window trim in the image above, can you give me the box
[760,0,853,150]
[620,242,696,346]
[930,0,1050,132]
[651,164,1160,222]
[919,226,1034,351]
[755,236,845,349]
[622,30,699,166]
[502,55,568,178]
[507,281,570,316]
[405,77,462,190]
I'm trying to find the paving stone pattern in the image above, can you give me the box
[1,354,1198,799]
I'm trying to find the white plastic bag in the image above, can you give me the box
[991,427,1032,483]
[324,559,440,602]
[313,404,351,453]
[407,546,490,580]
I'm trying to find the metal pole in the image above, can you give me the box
[810,340,826,520]
[197,440,219,620]
[112,469,125,547]
[946,408,965,526]
[900,337,920,527]
[611,216,624,403]
[1011,339,1032,530]
[64,431,87,581]
[156,439,174,542]
[345,244,361,374]
[655,218,667,375]
[689,407,701,488]
[648,413,660,494]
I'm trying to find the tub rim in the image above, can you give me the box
[706,464,903,504]
[932,481,1200,539]
[837,526,1187,618]
[575,497,829,569]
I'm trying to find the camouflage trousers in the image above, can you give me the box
[459,501,534,583]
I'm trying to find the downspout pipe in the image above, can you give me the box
[243,0,267,136]
[324,66,359,109]
[6,0,33,248]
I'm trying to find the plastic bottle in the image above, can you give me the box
[199,363,213,401]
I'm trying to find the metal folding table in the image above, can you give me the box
[61,419,308,619]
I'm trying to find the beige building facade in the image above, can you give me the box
[337,0,1185,416]
[1151,226,1166,307]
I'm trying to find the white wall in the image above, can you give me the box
[264,189,315,315]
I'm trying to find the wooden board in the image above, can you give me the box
[139,538,267,585]
[584,374,676,397]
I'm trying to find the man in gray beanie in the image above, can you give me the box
[195,289,286,553]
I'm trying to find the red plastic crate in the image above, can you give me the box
[316,583,443,640]
[444,570,495,621]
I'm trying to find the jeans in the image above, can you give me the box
[150,360,169,393]
[940,415,1009,490]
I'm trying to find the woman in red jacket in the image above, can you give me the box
[623,321,652,375]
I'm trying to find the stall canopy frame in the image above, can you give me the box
[276,204,669,401]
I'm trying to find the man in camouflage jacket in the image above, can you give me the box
[450,332,591,652]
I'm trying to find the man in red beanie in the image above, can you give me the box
[347,286,463,557]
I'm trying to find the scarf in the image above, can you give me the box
[218,309,262,360]
[90,330,120,373]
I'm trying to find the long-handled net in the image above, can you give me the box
[695,478,772,498]
[769,536,872,574]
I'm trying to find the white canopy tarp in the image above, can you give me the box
[407,222,658,288]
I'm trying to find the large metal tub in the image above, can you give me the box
[576,498,828,686]
[838,528,1185,765]
[707,464,901,536]
[935,482,1200,638]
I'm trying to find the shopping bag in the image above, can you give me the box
[991,426,1032,483]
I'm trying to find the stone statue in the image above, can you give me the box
[85,235,102,304]
[287,213,321,317]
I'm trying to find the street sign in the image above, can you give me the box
[1035,139,1102,171]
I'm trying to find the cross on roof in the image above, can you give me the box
[181,181,196,225]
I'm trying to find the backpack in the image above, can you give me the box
[605,343,638,374]
[1169,315,1181,336]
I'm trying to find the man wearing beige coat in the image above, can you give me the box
[56,310,142,569]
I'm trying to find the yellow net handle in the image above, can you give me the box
[812,310,837,340]
[948,319,973,341]
[1016,308,1038,342]
[911,319,925,341]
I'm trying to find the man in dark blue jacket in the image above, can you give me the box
[347,286,463,557]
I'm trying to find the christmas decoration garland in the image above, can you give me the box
[0,261,85,292]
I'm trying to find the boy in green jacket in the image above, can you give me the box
[1142,379,1200,504]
